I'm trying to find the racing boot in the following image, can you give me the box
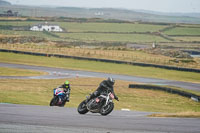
[66,97,70,102]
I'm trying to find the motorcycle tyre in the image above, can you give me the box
[49,96,59,106]
[59,100,66,107]
[77,100,89,114]
[100,102,114,116]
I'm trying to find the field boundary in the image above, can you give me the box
[129,84,200,102]
[1,48,200,73]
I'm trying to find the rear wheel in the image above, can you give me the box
[50,96,59,106]
[77,100,89,114]
[100,102,114,116]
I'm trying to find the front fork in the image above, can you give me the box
[105,96,112,107]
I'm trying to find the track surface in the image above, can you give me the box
[0,62,200,91]
[1,62,200,133]
[0,104,200,133]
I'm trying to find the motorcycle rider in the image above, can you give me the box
[57,80,71,102]
[86,77,119,102]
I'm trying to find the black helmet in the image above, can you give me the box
[107,77,115,86]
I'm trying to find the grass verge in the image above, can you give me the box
[149,112,200,118]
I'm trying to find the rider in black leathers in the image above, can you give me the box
[87,77,119,102]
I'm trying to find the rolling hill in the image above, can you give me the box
[0,0,11,5]
[0,5,200,24]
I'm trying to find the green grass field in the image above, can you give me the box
[0,52,200,83]
[0,78,200,114]
[2,43,199,70]
[56,32,170,43]
[164,27,200,36]
[0,21,37,26]
[172,36,200,42]
[0,67,47,76]
[0,29,61,41]
[1,20,200,43]
[58,22,167,33]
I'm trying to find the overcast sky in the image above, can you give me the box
[6,0,200,13]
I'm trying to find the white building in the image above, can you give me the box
[94,12,104,16]
[30,22,63,32]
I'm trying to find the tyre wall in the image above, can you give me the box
[129,84,200,102]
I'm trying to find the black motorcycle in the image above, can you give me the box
[77,91,118,116]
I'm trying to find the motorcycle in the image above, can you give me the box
[77,91,118,116]
[49,88,69,107]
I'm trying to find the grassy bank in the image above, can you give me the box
[0,78,200,114]
[0,52,200,83]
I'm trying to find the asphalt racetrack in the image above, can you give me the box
[1,103,200,133]
[0,62,200,133]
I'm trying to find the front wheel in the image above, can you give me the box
[77,100,89,114]
[100,102,114,116]
[49,96,59,106]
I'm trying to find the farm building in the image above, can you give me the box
[30,22,63,32]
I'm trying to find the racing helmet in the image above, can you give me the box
[107,77,115,86]
[64,80,69,88]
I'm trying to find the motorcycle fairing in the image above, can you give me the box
[54,88,65,96]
